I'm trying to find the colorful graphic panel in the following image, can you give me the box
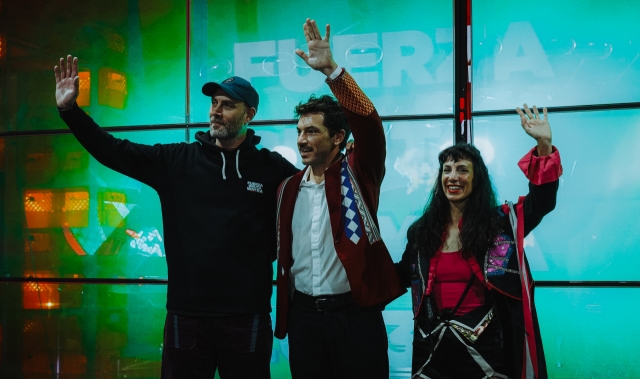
[1,129,186,279]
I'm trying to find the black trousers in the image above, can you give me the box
[288,300,389,379]
[161,312,273,379]
[412,308,514,379]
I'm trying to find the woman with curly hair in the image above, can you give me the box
[397,104,562,379]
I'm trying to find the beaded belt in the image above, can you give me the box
[293,290,355,312]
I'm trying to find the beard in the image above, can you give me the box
[210,110,246,140]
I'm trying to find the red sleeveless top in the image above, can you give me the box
[434,251,486,316]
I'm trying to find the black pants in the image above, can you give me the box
[161,312,273,379]
[288,300,389,379]
[413,308,514,379]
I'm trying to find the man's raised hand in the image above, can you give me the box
[295,18,338,77]
[54,55,80,111]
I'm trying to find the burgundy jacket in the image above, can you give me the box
[274,70,406,339]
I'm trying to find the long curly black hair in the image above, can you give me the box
[406,143,502,259]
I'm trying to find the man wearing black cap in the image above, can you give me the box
[202,76,259,150]
[54,55,299,378]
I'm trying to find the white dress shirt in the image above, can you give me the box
[290,167,351,296]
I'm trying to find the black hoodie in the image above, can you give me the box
[60,104,299,315]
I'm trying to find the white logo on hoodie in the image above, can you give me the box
[247,181,263,194]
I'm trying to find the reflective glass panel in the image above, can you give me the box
[0,0,186,131]
[189,0,454,121]
[473,0,640,110]
[536,287,640,378]
[378,120,454,262]
[474,110,640,280]
[0,283,300,378]
[0,282,168,378]
[1,129,186,279]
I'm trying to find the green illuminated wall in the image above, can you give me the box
[1,0,639,377]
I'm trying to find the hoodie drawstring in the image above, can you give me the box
[235,150,242,178]
[220,151,242,180]
[220,152,227,180]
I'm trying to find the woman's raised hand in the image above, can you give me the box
[516,104,552,156]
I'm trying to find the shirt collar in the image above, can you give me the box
[300,166,325,188]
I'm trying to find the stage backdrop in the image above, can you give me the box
[0,0,639,377]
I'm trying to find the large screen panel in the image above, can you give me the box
[0,282,167,377]
[472,0,640,111]
[0,0,186,131]
[0,283,307,378]
[1,129,187,279]
[536,287,640,378]
[378,119,454,262]
[189,0,454,121]
[474,109,640,281]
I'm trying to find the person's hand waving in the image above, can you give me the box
[516,103,552,156]
[54,55,80,111]
[295,18,338,77]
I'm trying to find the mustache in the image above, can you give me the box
[210,117,226,125]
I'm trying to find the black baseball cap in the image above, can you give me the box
[202,76,259,111]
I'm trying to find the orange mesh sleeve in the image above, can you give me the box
[326,70,375,116]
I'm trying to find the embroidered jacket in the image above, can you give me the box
[397,147,563,379]
[274,70,406,339]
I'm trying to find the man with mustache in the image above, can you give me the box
[54,56,298,378]
[274,19,405,378]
